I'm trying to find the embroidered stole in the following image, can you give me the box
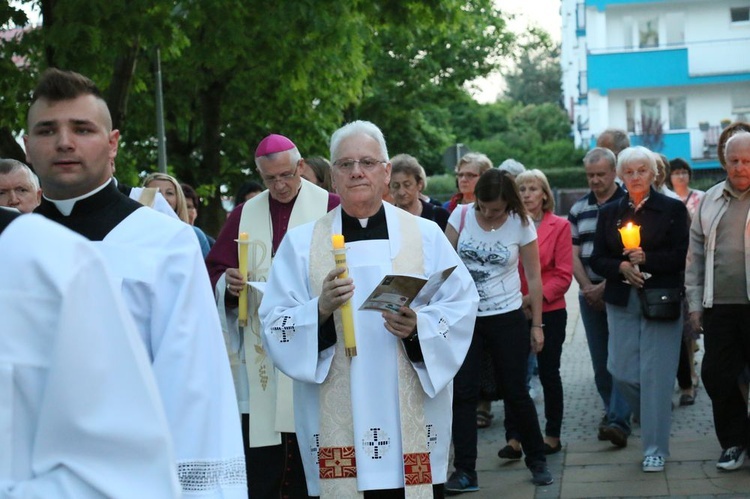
[238,180,329,447]
[309,208,433,498]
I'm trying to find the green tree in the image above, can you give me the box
[353,0,514,175]
[504,27,562,106]
[1,0,515,234]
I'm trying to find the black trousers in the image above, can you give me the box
[242,414,309,499]
[452,309,546,471]
[505,308,567,440]
[702,305,750,449]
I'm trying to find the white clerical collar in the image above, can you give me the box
[358,218,368,228]
[44,178,113,216]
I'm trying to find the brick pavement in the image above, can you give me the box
[453,282,750,498]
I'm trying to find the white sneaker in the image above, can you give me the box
[642,455,664,472]
[717,446,746,471]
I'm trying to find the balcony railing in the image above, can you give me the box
[699,125,722,159]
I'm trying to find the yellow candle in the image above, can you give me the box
[618,222,641,250]
[332,234,357,357]
[237,232,250,327]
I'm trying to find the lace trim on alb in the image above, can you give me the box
[177,456,247,492]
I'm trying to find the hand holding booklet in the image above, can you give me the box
[359,265,457,312]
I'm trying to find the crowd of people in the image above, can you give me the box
[3,67,750,498]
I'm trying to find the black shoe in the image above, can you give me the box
[445,469,479,494]
[497,444,522,460]
[529,463,553,485]
[544,442,562,455]
[717,446,746,471]
[600,425,628,448]
[597,415,608,440]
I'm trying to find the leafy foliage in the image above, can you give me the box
[503,27,563,106]
[0,1,584,231]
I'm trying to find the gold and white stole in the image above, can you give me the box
[238,179,329,447]
[309,207,433,498]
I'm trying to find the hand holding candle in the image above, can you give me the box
[617,222,650,284]
[237,232,250,327]
[332,234,357,357]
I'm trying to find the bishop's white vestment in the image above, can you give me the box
[0,213,180,498]
[259,203,479,496]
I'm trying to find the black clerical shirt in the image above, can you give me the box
[318,205,423,361]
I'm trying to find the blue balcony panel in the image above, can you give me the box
[588,48,750,95]
[586,132,715,169]
[628,132,690,162]
[586,0,662,10]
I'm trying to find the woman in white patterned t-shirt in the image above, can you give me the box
[443,169,553,492]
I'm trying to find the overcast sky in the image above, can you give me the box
[469,0,562,103]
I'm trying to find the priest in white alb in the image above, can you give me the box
[0,208,180,498]
[26,68,246,497]
[259,120,479,498]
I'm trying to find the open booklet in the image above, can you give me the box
[359,265,457,312]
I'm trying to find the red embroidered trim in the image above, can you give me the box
[319,446,357,479]
[403,452,432,485]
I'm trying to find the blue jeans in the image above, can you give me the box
[579,293,631,433]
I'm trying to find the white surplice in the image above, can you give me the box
[259,203,479,495]
[0,214,180,498]
[91,207,246,497]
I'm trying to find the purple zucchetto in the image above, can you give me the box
[254,134,296,158]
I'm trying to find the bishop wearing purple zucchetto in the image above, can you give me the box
[206,133,339,498]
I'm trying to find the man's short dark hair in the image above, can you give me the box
[31,68,103,104]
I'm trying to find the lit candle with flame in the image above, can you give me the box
[332,234,357,357]
[237,232,250,327]
[618,222,641,250]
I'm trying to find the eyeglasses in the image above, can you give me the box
[457,172,479,179]
[670,171,689,177]
[261,166,298,185]
[332,158,386,171]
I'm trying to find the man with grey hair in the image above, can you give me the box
[596,128,631,158]
[206,134,339,498]
[568,147,631,447]
[260,120,478,497]
[498,158,526,179]
[686,129,750,472]
[0,159,42,213]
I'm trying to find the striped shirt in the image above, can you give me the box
[568,186,626,282]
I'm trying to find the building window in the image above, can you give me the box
[576,2,586,31]
[730,7,750,23]
[641,98,661,123]
[639,18,659,48]
[668,97,687,130]
[626,99,636,133]
[579,71,588,97]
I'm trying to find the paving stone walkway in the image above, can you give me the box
[457,282,750,498]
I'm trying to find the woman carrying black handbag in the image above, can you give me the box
[590,146,689,474]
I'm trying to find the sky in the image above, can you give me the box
[469,0,562,103]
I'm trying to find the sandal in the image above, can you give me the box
[476,410,494,429]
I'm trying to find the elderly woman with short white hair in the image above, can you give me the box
[590,146,689,473]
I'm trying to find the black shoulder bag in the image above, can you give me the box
[638,288,683,321]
